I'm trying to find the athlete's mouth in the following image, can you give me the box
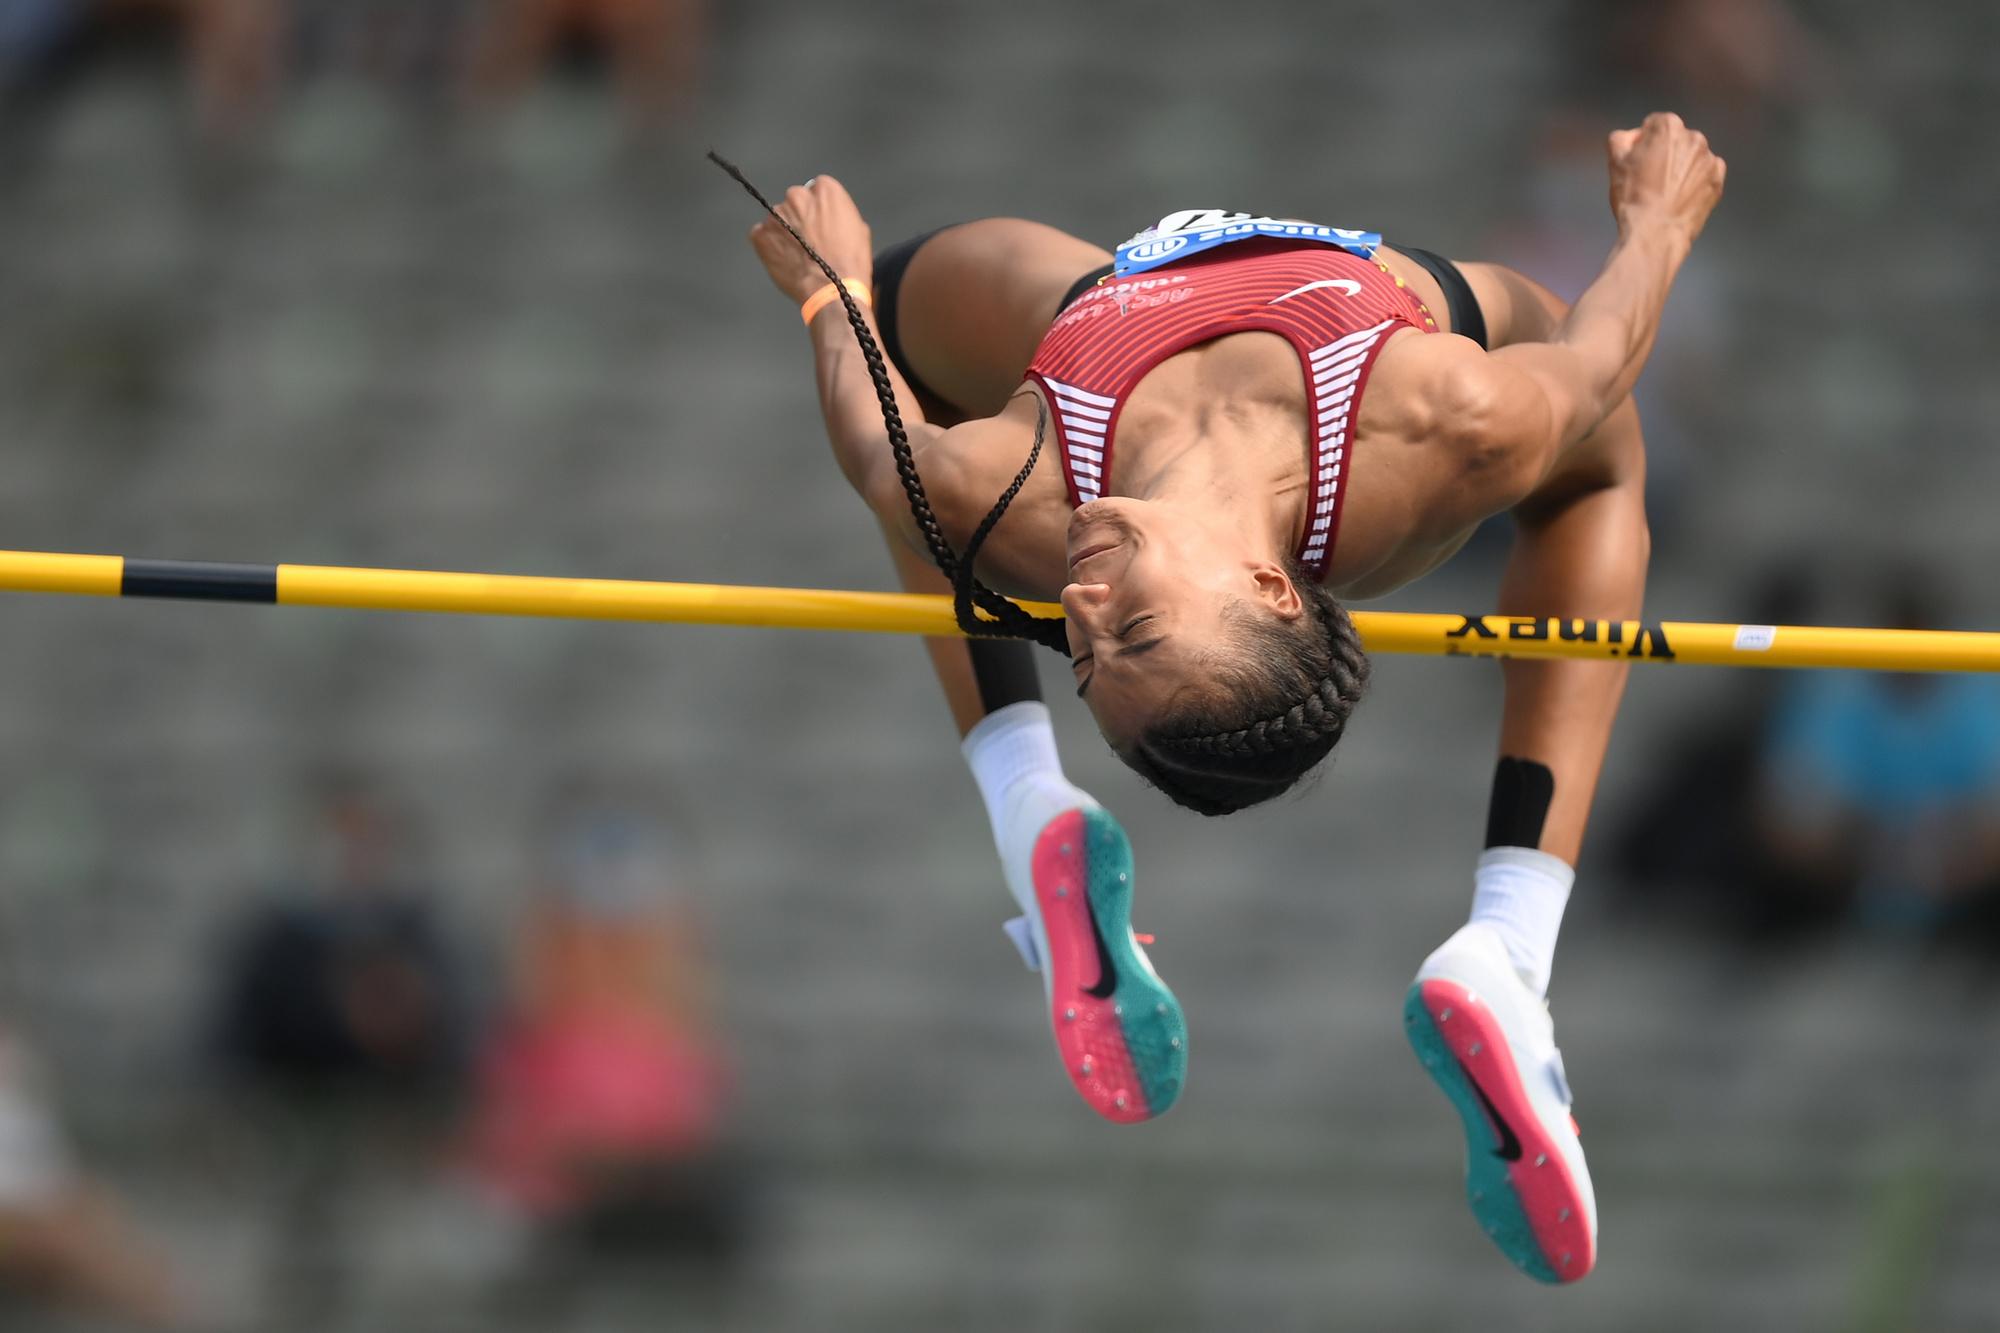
[1067,539,1122,573]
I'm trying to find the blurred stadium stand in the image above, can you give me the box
[0,0,1997,1328]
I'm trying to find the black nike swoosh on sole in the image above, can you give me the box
[1082,898,1119,999]
[1468,1070,1524,1162]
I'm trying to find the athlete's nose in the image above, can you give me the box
[1060,581,1112,626]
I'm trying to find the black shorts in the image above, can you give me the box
[1396,245,1489,349]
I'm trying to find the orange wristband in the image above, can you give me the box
[800,278,872,325]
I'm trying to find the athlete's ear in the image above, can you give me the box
[1249,562,1304,620]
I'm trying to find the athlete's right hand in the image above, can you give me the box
[747,175,875,306]
[1605,112,1726,247]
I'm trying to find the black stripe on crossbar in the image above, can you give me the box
[122,559,278,603]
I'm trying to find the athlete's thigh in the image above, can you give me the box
[1456,261,1568,347]
[894,219,1110,418]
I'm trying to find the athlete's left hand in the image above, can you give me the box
[747,175,875,306]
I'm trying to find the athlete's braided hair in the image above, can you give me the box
[1121,561,1371,816]
[710,152,1069,655]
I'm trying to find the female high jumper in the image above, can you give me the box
[731,112,1724,1283]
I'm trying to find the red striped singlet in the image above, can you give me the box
[1023,240,1438,581]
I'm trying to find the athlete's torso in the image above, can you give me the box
[1022,213,1440,581]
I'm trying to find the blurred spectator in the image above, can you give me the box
[466,0,706,136]
[212,777,472,1100]
[289,0,471,101]
[0,1030,192,1328]
[0,0,286,137]
[159,0,288,135]
[1616,565,2000,951]
[0,0,88,97]
[463,793,743,1261]
[1756,570,2000,944]
[206,779,477,1325]
[1612,562,1846,942]
[1562,0,1833,144]
[4,0,709,145]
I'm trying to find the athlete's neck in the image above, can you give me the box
[1118,412,1304,564]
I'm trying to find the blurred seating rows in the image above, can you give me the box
[1,0,1998,1328]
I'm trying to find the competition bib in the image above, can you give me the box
[1114,209,1380,276]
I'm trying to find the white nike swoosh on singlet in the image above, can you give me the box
[1268,278,1363,303]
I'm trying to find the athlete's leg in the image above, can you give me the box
[1376,252,1647,863]
[866,220,1085,726]
[1455,262,1570,354]
[1457,261,1648,864]
[1378,251,1547,353]
[1401,259,1637,1284]
[861,220,1183,1124]
[884,220,1111,420]
[1404,422,1639,1282]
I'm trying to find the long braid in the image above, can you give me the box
[710,152,1069,655]
[953,395,1070,655]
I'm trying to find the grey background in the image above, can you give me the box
[1,0,1998,1329]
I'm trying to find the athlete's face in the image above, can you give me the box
[1061,498,1304,748]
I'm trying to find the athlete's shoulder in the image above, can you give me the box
[923,399,1043,494]
[1365,330,1554,532]
[1365,326,1494,439]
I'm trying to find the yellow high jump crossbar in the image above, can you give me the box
[1,548,1996,672]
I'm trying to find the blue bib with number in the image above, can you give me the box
[1113,209,1381,277]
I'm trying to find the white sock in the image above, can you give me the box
[960,702,1093,915]
[1469,847,1574,998]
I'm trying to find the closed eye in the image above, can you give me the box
[1077,624,1166,696]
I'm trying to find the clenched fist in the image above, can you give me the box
[747,175,876,306]
[1606,112,1727,247]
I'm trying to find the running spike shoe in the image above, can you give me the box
[999,806,1185,1123]
[1403,922,1597,1282]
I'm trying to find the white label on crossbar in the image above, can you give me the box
[1734,625,1778,651]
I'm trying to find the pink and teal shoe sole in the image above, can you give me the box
[1403,978,1595,1283]
[1032,808,1186,1123]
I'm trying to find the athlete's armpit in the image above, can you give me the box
[860,414,1026,563]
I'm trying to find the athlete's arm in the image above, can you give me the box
[1494,112,1722,438]
[1465,259,1652,866]
[1397,114,1723,534]
[746,176,1038,734]
[1464,116,1717,856]
[748,181,1113,967]
[1501,111,1722,436]
[742,178,941,501]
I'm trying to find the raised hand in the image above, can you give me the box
[1605,112,1727,247]
[746,175,877,305]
